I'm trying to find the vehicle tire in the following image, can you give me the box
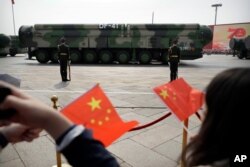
[161,51,169,65]
[117,50,130,64]
[50,50,59,63]
[138,50,152,64]
[9,48,17,57]
[99,50,113,64]
[35,50,50,63]
[83,50,98,63]
[70,50,82,63]
[0,54,8,57]
[238,50,246,59]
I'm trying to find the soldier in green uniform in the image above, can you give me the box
[168,39,181,81]
[58,37,70,82]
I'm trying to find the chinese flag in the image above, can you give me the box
[11,0,15,4]
[61,84,138,147]
[153,78,204,121]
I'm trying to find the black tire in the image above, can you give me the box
[0,54,8,57]
[99,50,113,64]
[161,51,169,65]
[35,50,50,63]
[138,50,152,64]
[50,50,59,63]
[117,50,130,64]
[70,50,82,63]
[83,50,98,63]
[238,50,246,59]
[9,48,17,57]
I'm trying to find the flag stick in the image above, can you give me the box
[181,118,189,167]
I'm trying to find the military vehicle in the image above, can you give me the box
[229,35,250,59]
[19,24,213,64]
[0,34,11,57]
[0,34,27,57]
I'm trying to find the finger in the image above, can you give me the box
[1,95,26,111]
[0,81,29,99]
[0,95,28,122]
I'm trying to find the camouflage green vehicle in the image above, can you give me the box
[0,34,27,57]
[229,35,250,59]
[19,23,213,64]
[0,34,11,57]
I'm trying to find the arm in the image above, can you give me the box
[56,126,119,167]
[0,81,119,166]
[0,81,75,139]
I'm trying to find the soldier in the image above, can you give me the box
[168,39,181,81]
[58,37,70,82]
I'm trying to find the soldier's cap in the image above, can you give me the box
[60,37,66,43]
[173,39,178,44]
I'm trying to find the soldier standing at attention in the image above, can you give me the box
[58,37,70,82]
[168,39,181,81]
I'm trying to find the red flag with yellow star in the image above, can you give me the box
[153,78,204,121]
[61,84,138,147]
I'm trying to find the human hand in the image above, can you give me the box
[0,81,56,128]
[0,81,73,140]
[0,123,41,143]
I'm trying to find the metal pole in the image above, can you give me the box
[152,11,154,24]
[11,3,16,35]
[214,7,218,25]
[211,4,222,25]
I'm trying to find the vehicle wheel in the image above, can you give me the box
[238,50,246,59]
[99,50,113,64]
[70,50,82,63]
[117,50,130,64]
[138,50,152,64]
[35,50,50,63]
[0,54,8,57]
[50,50,59,63]
[83,50,98,63]
[161,51,169,65]
[9,48,17,57]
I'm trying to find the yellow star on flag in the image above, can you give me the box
[87,97,101,111]
[159,89,169,99]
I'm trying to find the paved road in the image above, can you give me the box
[0,54,249,167]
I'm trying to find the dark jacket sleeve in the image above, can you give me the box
[60,129,119,167]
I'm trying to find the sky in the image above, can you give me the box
[0,0,249,35]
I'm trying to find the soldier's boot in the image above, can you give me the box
[170,73,174,81]
[173,73,177,80]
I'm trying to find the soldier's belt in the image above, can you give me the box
[170,55,178,57]
[60,53,67,55]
